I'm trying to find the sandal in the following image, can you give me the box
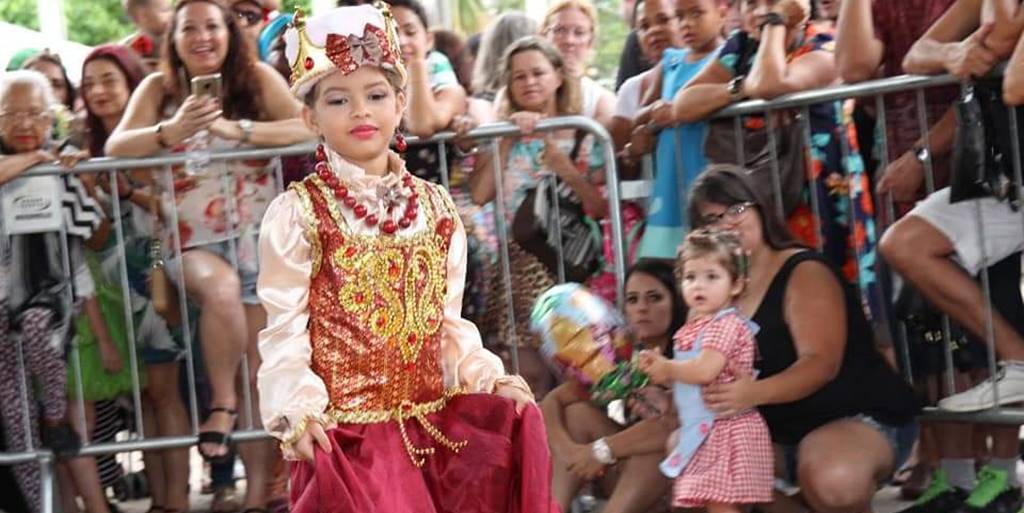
[198,407,237,464]
[211,486,241,513]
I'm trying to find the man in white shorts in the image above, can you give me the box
[881,188,1024,411]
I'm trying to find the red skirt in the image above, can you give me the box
[289,393,559,513]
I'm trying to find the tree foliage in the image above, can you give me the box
[0,0,40,31]
[65,0,135,46]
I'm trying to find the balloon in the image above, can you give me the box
[530,283,649,407]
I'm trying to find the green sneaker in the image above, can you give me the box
[898,469,968,513]
[956,466,1022,513]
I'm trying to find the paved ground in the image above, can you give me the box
[97,453,1024,513]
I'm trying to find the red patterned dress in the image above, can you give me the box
[256,151,556,513]
[669,311,773,508]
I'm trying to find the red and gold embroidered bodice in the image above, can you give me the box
[291,174,460,415]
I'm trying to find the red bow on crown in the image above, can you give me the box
[325,23,396,76]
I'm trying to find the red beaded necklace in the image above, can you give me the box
[314,144,419,235]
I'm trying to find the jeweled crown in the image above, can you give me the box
[284,2,406,98]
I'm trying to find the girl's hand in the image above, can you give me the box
[98,339,124,374]
[165,95,221,143]
[495,381,535,414]
[702,366,758,418]
[509,111,544,135]
[566,443,606,480]
[294,420,332,463]
[638,350,672,385]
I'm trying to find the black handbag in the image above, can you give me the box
[950,81,1019,206]
[511,131,602,282]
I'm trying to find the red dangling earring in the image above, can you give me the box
[394,131,408,153]
[315,142,327,162]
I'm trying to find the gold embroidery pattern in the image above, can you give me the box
[326,387,468,467]
[301,174,464,466]
[291,182,323,278]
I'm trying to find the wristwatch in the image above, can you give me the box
[238,118,254,144]
[727,75,747,102]
[761,12,786,28]
[591,438,617,465]
[912,144,930,165]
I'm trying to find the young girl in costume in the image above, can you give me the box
[255,3,554,512]
[639,229,772,513]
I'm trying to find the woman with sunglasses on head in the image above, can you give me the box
[231,0,280,46]
[687,164,918,513]
[23,50,79,114]
[105,0,311,510]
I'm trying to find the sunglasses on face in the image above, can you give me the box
[233,7,268,27]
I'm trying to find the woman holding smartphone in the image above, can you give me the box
[105,1,310,510]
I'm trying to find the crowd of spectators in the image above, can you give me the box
[4,0,1024,512]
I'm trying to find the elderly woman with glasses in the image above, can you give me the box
[0,69,113,513]
[687,164,919,513]
[540,0,616,127]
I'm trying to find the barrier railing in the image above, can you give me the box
[0,115,624,511]
[627,71,1024,425]
[4,70,1024,511]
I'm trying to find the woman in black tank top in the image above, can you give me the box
[687,165,919,513]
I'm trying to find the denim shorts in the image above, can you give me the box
[777,415,918,487]
[164,239,260,306]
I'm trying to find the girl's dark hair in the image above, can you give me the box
[160,0,262,120]
[626,258,686,354]
[631,0,645,29]
[687,164,804,251]
[387,0,430,29]
[23,51,77,111]
[82,45,148,157]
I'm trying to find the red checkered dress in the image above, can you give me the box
[671,312,774,508]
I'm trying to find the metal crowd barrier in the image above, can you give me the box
[0,115,623,511]
[625,71,1024,425]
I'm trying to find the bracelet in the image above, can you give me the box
[591,438,616,465]
[238,118,253,144]
[155,122,171,149]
